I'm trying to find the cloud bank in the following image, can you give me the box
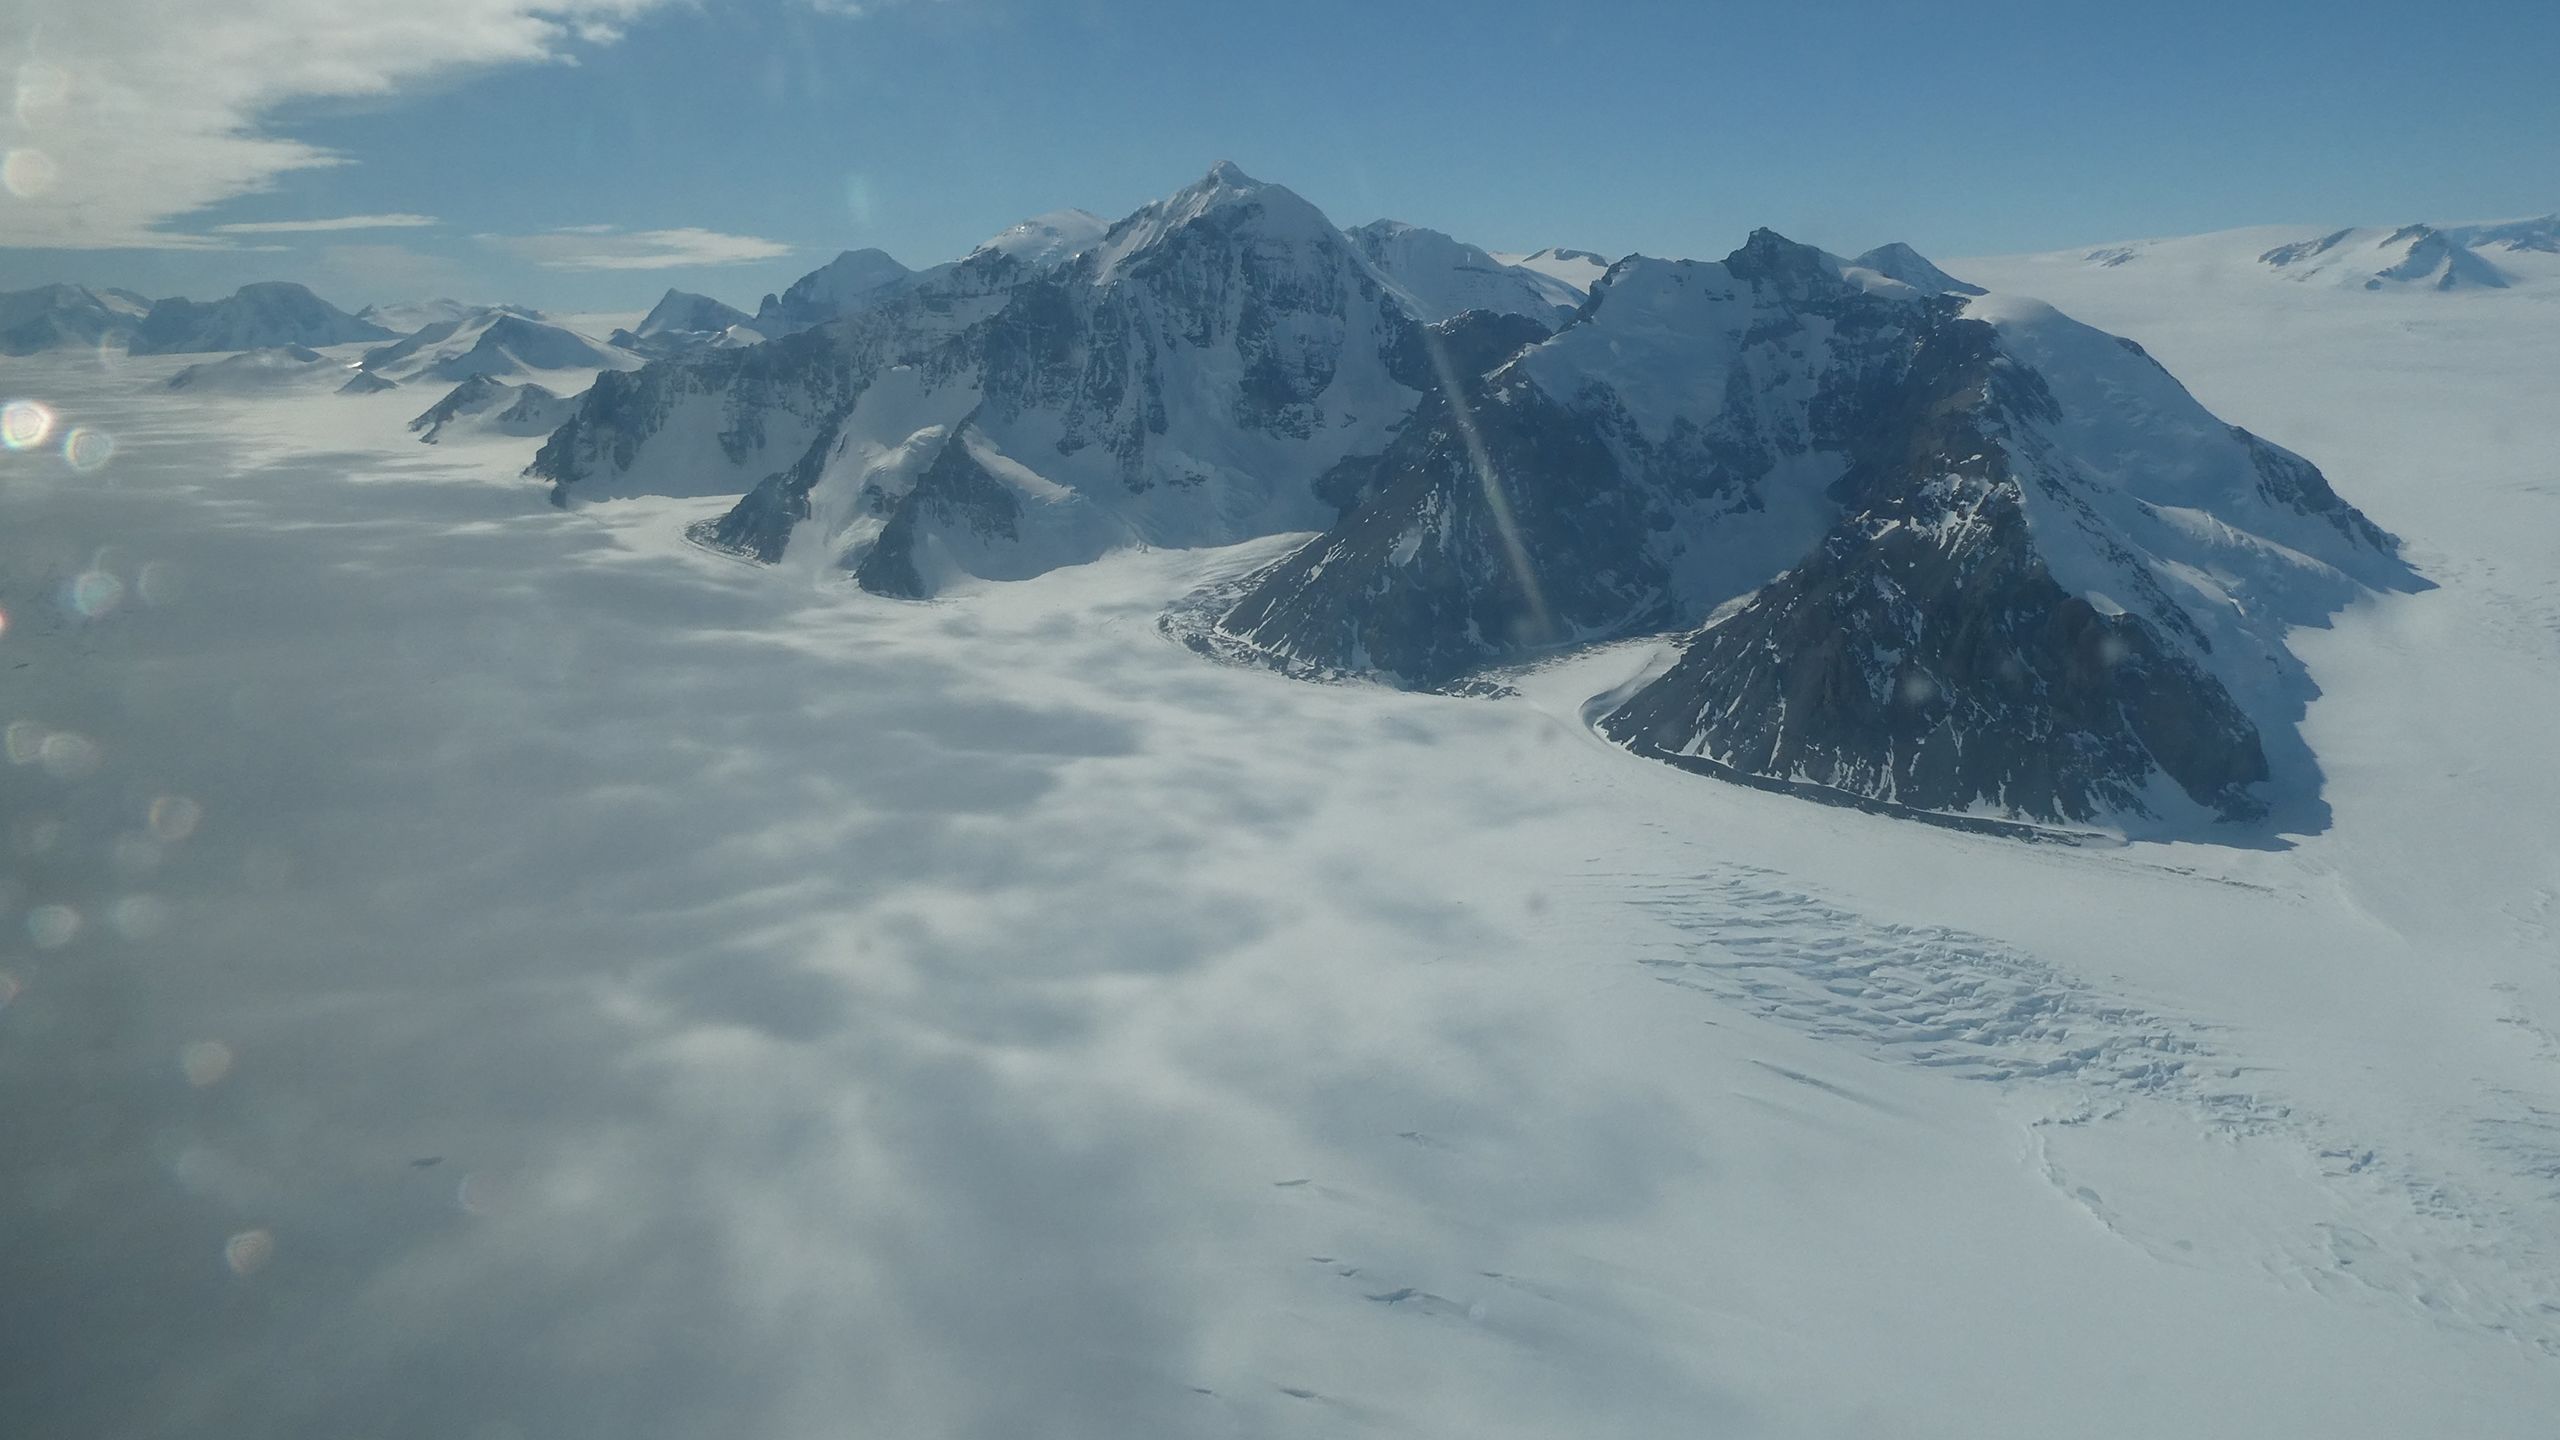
[208,214,442,235]
[0,1,672,249]
[480,225,795,271]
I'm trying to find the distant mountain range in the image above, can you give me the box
[2031,215,2560,293]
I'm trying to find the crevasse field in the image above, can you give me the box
[4,238,2558,1437]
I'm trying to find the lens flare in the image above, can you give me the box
[2,399,56,450]
[148,794,203,842]
[111,835,164,878]
[27,904,80,949]
[2,721,43,765]
[0,148,57,199]
[456,1171,509,1217]
[0,606,9,639]
[111,894,170,939]
[13,63,70,125]
[67,569,124,619]
[62,427,114,472]
[37,729,101,779]
[180,1040,234,1087]
[224,1228,275,1276]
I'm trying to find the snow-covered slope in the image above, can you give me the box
[0,283,152,355]
[1985,214,2560,296]
[971,208,1109,269]
[1348,220,1583,322]
[408,375,576,444]
[1840,241,1986,296]
[356,308,641,385]
[355,298,482,335]
[608,290,759,360]
[163,344,343,391]
[127,282,392,355]
[1208,230,2412,836]
[2255,218,2560,291]
[633,290,750,339]
[9,296,2560,1437]
[749,248,914,336]
[1492,246,1615,294]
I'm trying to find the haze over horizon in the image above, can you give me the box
[3,0,2556,311]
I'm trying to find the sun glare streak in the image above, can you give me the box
[1414,325,1551,642]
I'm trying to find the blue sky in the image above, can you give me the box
[3,0,2555,312]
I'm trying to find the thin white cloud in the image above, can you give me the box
[0,1,675,250]
[210,214,442,235]
[481,226,795,271]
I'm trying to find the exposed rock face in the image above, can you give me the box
[129,283,391,354]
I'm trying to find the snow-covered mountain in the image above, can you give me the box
[749,249,915,336]
[524,168,2421,834]
[1990,214,2560,296]
[1492,246,1615,295]
[163,344,343,391]
[0,282,153,355]
[1348,220,1583,322]
[971,209,1109,269]
[537,163,1458,594]
[355,298,481,335]
[607,288,757,360]
[1840,241,1986,296]
[2254,217,2560,291]
[408,375,576,444]
[356,308,641,385]
[128,282,393,355]
[1204,231,2416,834]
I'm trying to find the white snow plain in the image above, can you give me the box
[3,234,2559,1437]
